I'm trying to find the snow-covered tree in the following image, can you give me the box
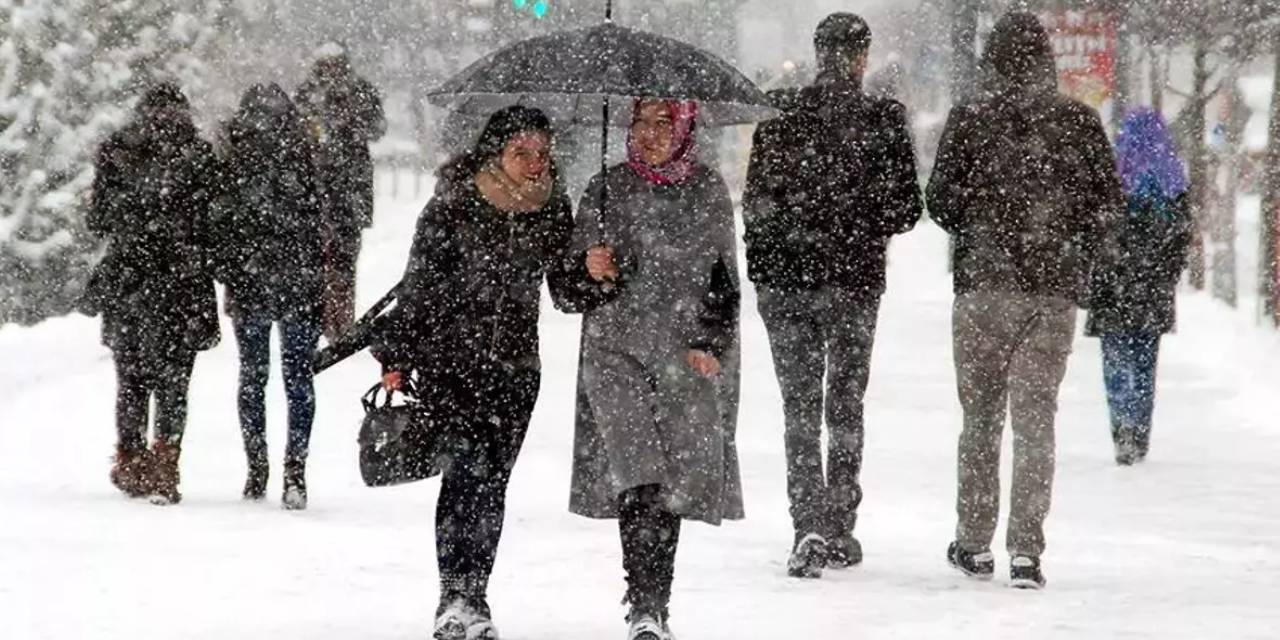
[0,0,238,325]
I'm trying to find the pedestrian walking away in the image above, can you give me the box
[926,11,1124,590]
[371,106,572,640]
[743,11,923,579]
[295,41,386,342]
[82,82,222,506]
[1086,108,1192,466]
[552,98,743,640]
[215,83,327,509]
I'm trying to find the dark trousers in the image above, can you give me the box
[322,232,361,342]
[757,286,880,539]
[233,312,321,465]
[1101,331,1161,445]
[619,484,682,619]
[435,368,539,612]
[113,347,196,449]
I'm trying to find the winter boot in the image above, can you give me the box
[282,458,307,511]
[947,541,994,580]
[434,596,470,640]
[110,445,152,498]
[148,441,182,506]
[242,458,269,501]
[1010,555,1046,590]
[1134,427,1152,463]
[1114,430,1139,466]
[464,597,499,640]
[826,533,863,569]
[787,532,827,579]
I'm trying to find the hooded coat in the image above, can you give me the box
[85,90,222,358]
[927,13,1124,306]
[552,165,744,525]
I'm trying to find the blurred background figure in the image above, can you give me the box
[1086,108,1193,466]
[294,41,386,342]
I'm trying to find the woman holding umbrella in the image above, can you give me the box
[373,106,572,640]
[553,98,743,640]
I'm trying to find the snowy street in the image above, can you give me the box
[2,185,1278,640]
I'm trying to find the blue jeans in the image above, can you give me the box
[234,312,320,464]
[1100,332,1161,444]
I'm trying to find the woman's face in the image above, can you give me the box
[498,131,552,185]
[631,101,676,167]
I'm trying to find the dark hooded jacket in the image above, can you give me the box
[85,86,222,356]
[743,72,923,294]
[927,12,1124,305]
[294,57,385,234]
[217,84,326,320]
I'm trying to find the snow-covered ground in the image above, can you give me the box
[3,178,1279,639]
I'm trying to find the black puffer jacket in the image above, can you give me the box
[217,85,326,320]
[86,117,222,356]
[1086,193,1192,335]
[743,73,923,294]
[373,173,573,380]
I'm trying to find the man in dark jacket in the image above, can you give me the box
[927,12,1124,590]
[294,42,386,342]
[743,12,923,579]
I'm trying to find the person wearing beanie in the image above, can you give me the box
[743,12,923,579]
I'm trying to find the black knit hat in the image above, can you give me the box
[814,13,871,71]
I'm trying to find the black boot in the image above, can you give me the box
[787,532,827,578]
[1010,555,1046,590]
[826,533,863,569]
[242,455,268,501]
[282,458,307,510]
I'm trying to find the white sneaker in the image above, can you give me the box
[434,601,470,640]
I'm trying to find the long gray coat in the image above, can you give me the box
[552,164,743,525]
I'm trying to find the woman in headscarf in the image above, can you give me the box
[1086,108,1192,465]
[372,106,571,640]
[85,82,222,505]
[217,83,325,508]
[552,98,743,640]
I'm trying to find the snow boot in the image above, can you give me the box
[1114,431,1139,466]
[282,458,307,510]
[826,533,863,569]
[787,532,827,578]
[110,445,152,498]
[242,458,268,501]
[1010,555,1046,590]
[947,541,994,580]
[148,441,182,505]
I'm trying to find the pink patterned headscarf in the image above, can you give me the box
[626,99,700,186]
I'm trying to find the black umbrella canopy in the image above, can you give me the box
[428,22,778,127]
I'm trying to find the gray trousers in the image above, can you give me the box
[758,286,879,539]
[952,291,1076,558]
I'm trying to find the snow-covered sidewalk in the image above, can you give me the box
[2,189,1278,639]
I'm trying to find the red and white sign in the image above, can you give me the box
[1041,10,1117,108]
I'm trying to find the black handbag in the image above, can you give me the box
[357,382,446,487]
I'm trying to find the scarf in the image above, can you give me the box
[626,99,700,186]
[474,161,553,214]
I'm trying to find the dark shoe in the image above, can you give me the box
[826,533,863,568]
[282,459,307,510]
[947,541,994,580]
[433,597,468,640]
[626,609,668,640]
[787,532,827,578]
[1114,432,1138,466]
[1135,428,1151,463]
[1010,555,1046,590]
[148,441,182,505]
[242,460,268,501]
[110,445,152,498]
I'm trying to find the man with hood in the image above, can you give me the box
[743,13,923,579]
[927,12,1124,590]
[294,42,386,342]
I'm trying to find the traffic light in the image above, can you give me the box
[512,0,549,19]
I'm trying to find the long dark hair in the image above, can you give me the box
[439,106,556,183]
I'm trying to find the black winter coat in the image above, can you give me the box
[217,109,326,320]
[927,75,1124,305]
[294,73,385,234]
[372,174,573,382]
[743,74,923,294]
[85,120,222,356]
[1085,194,1192,336]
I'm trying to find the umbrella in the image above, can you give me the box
[428,2,777,235]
